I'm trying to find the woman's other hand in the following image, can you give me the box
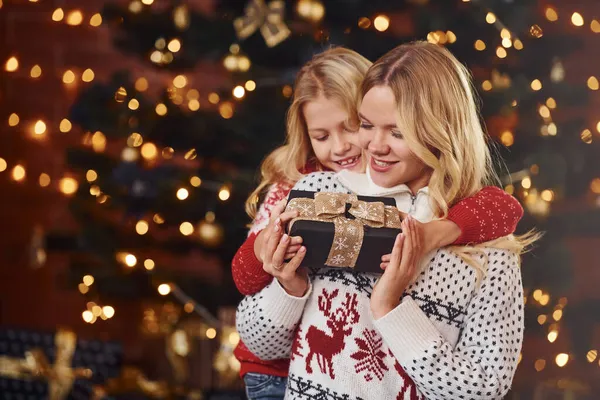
[371,216,422,319]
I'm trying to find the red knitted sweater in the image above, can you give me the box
[232,171,524,378]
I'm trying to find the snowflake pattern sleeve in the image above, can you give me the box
[249,181,293,235]
[236,278,313,361]
[448,186,524,245]
[374,249,524,400]
[231,181,294,295]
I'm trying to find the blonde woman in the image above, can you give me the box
[233,46,523,400]
[236,42,533,399]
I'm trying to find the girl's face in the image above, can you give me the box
[303,96,363,172]
[358,86,430,191]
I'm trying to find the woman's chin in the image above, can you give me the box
[370,172,400,189]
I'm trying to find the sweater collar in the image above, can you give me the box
[335,168,434,222]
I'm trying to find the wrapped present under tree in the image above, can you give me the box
[0,328,122,399]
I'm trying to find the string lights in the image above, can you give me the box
[81,301,115,324]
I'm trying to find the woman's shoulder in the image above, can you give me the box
[292,171,351,194]
[420,247,520,283]
[408,247,521,310]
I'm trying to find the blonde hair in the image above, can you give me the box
[362,41,539,274]
[245,47,372,218]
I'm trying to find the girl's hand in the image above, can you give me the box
[380,218,457,270]
[255,200,303,263]
[371,216,422,320]
[261,217,309,297]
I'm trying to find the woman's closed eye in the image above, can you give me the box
[314,135,329,142]
[359,121,374,130]
[391,130,404,139]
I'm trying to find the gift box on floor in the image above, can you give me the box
[286,191,403,274]
[0,327,122,400]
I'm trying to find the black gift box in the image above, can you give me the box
[0,327,122,399]
[286,190,402,274]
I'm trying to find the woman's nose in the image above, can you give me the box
[367,130,390,155]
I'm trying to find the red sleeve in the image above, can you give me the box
[447,186,524,245]
[231,181,292,295]
[231,232,274,295]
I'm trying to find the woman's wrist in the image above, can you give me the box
[371,301,399,320]
[278,276,309,298]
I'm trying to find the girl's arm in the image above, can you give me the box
[382,187,523,269]
[231,182,291,295]
[415,186,524,254]
[375,249,524,399]
[448,186,524,244]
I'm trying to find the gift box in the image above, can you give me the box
[286,191,403,274]
[0,327,122,400]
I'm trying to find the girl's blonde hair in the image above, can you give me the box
[362,41,539,273]
[245,47,372,218]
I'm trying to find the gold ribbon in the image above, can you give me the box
[287,193,402,268]
[233,0,291,48]
[0,329,92,400]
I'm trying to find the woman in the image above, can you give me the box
[232,47,523,400]
[236,42,533,399]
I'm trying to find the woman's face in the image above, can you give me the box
[358,86,430,190]
[303,96,363,172]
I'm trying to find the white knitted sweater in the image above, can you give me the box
[236,171,524,400]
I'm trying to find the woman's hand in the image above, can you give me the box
[380,218,458,270]
[261,217,309,297]
[371,216,422,320]
[254,200,303,263]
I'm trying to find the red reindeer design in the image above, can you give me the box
[305,289,360,379]
[390,349,420,400]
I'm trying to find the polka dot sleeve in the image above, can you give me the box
[375,250,524,400]
[236,279,312,361]
[292,171,342,193]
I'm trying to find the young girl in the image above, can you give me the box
[233,47,524,400]
[236,42,533,400]
[232,47,371,400]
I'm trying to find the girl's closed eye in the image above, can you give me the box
[314,135,329,142]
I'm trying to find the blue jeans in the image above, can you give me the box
[243,372,287,400]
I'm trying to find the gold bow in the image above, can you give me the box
[288,193,402,268]
[233,0,291,48]
[0,329,92,400]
